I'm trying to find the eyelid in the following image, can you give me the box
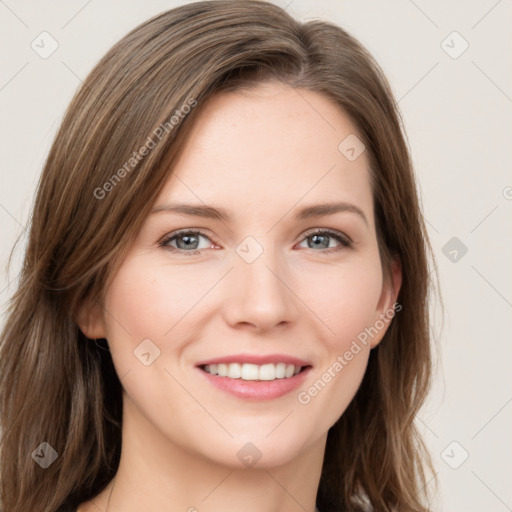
[158,228,217,250]
[299,227,352,245]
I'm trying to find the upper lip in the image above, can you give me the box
[196,353,312,367]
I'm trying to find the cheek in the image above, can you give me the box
[101,254,228,385]
[293,255,383,424]
[298,253,384,348]
[103,256,212,343]
[101,258,211,430]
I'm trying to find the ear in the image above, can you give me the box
[369,256,402,349]
[76,294,108,340]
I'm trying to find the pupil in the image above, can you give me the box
[178,234,198,250]
[311,234,328,249]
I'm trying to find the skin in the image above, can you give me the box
[77,81,401,512]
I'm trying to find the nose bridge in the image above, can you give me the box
[236,233,286,295]
[224,233,298,330]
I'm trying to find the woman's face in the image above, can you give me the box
[82,81,400,468]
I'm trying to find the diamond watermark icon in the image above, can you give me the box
[134,338,161,366]
[236,236,264,264]
[338,134,365,161]
[442,236,468,263]
[441,441,469,469]
[31,442,58,469]
[441,31,469,59]
[31,31,59,59]
[237,442,263,467]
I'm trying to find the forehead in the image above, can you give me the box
[156,82,374,226]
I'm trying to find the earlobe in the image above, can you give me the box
[76,295,107,340]
[370,256,402,349]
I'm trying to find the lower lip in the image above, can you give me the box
[196,366,312,400]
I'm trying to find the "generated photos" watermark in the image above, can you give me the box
[93,97,197,200]
[298,302,402,405]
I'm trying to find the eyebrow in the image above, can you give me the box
[150,201,368,226]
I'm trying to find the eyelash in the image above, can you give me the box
[158,228,353,256]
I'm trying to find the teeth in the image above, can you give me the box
[217,363,228,377]
[227,363,241,378]
[275,363,286,378]
[203,362,303,381]
[242,363,259,380]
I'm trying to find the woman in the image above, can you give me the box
[0,1,436,511]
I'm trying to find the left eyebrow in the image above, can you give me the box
[150,201,368,226]
[295,202,368,226]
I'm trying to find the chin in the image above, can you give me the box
[197,432,315,470]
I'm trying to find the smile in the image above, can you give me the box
[201,362,304,381]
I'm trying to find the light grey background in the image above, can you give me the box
[1,1,511,510]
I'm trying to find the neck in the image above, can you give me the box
[84,393,326,512]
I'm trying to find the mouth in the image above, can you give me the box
[195,356,313,400]
[199,362,310,381]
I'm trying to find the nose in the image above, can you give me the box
[222,244,299,333]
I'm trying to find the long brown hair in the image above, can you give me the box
[0,1,436,510]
